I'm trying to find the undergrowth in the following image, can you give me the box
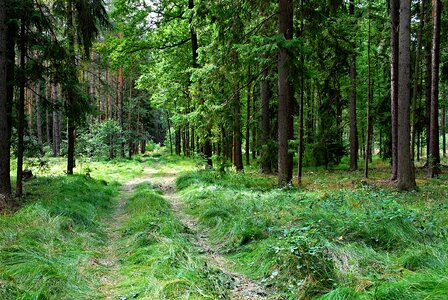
[176,169,448,299]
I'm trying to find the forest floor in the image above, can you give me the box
[1,151,448,299]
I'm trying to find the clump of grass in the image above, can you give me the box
[110,184,230,299]
[0,175,119,299]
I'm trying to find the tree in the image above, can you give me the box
[0,0,10,203]
[62,0,108,175]
[397,0,416,190]
[349,0,358,172]
[278,0,294,187]
[390,0,399,181]
[428,0,441,178]
[16,15,26,197]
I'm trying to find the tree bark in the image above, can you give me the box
[349,0,358,172]
[390,0,399,180]
[428,0,441,177]
[36,81,43,145]
[278,0,294,187]
[0,0,11,200]
[443,104,446,158]
[16,18,26,197]
[411,0,425,161]
[424,0,432,160]
[246,68,251,165]
[260,63,272,173]
[364,9,372,179]
[66,0,76,175]
[233,86,244,171]
[118,65,125,158]
[397,0,416,190]
[298,0,305,183]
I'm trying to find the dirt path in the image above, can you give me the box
[97,168,155,299]
[147,165,269,300]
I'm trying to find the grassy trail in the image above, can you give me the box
[97,166,155,299]
[145,161,269,299]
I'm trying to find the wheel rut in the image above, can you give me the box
[148,165,269,300]
[97,167,155,299]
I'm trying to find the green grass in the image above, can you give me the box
[176,167,448,299]
[0,157,143,299]
[0,175,118,299]
[109,184,230,299]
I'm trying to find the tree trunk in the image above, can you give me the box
[233,86,243,171]
[298,0,305,183]
[411,0,425,161]
[36,81,43,145]
[348,0,358,172]
[428,0,441,177]
[364,12,372,179]
[67,124,75,174]
[66,0,76,175]
[0,0,11,200]
[390,0,399,180]
[166,111,173,154]
[28,86,34,138]
[443,105,446,158]
[278,0,294,187]
[397,0,416,190]
[16,18,26,197]
[252,88,257,160]
[128,79,133,158]
[424,0,432,160]
[260,64,272,173]
[45,80,51,144]
[118,65,125,158]
[246,68,251,165]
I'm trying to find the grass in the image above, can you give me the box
[0,157,143,299]
[3,152,448,299]
[175,163,448,299]
[106,184,230,299]
[0,175,117,299]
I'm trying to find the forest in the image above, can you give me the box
[0,0,448,299]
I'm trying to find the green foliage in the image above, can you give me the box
[77,120,124,159]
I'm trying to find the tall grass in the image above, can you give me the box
[109,184,230,299]
[0,175,119,299]
[176,169,448,299]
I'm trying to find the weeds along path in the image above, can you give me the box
[97,166,156,299]
[147,163,269,300]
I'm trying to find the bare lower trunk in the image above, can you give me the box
[36,81,42,145]
[233,86,243,171]
[260,64,271,173]
[67,124,75,175]
[428,0,441,177]
[245,69,251,165]
[349,0,358,172]
[390,0,399,180]
[278,0,293,187]
[0,0,11,199]
[397,0,416,190]
[424,0,432,160]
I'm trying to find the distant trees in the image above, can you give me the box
[2,0,448,201]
